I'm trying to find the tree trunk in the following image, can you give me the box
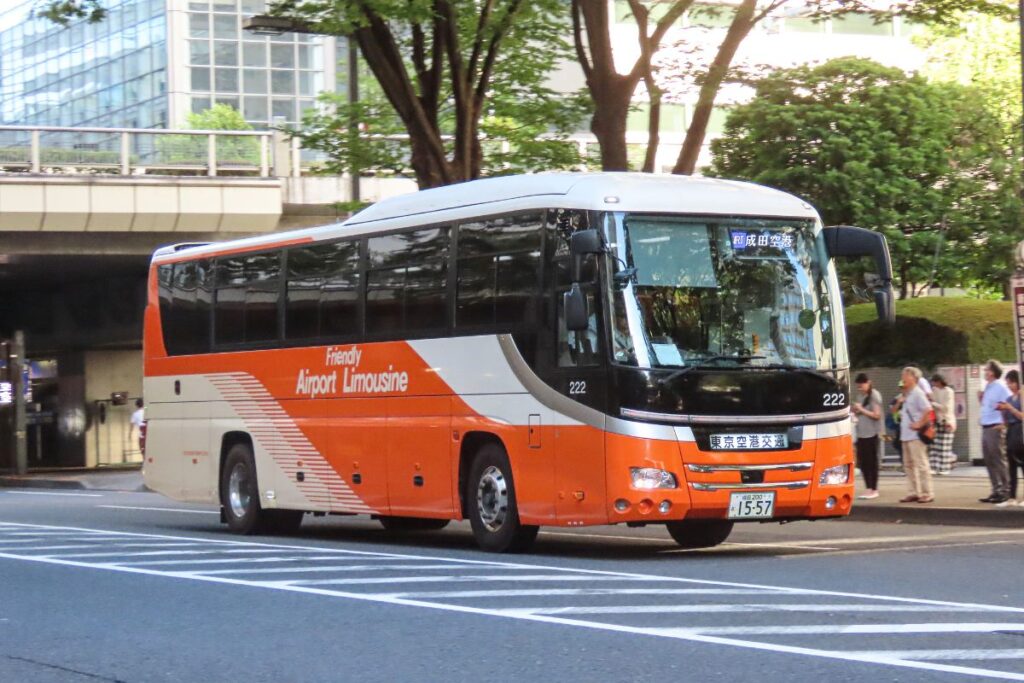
[590,76,636,171]
[672,0,757,175]
[642,79,661,173]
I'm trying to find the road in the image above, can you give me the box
[0,488,1022,683]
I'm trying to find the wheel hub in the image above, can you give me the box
[228,462,251,519]
[476,465,508,532]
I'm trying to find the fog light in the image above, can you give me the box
[819,464,850,486]
[614,498,630,512]
[825,496,837,510]
[659,500,672,514]
[630,467,678,490]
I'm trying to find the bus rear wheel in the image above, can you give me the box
[665,519,733,549]
[379,516,450,532]
[220,442,303,535]
[466,443,538,553]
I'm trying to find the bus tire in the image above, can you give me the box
[466,443,538,553]
[379,516,450,532]
[665,519,734,549]
[220,442,303,535]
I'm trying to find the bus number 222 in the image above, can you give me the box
[569,381,587,396]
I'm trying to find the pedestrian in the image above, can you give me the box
[899,366,934,503]
[978,360,1012,504]
[129,398,145,454]
[929,373,957,475]
[913,366,933,399]
[996,369,1024,507]
[851,372,883,499]
[886,385,904,459]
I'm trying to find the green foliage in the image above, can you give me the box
[286,1,590,180]
[158,104,260,165]
[708,57,1010,297]
[34,0,105,26]
[846,298,1014,366]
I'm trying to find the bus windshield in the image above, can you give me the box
[608,213,845,371]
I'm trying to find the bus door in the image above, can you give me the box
[548,216,608,525]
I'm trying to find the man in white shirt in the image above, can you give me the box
[899,366,934,503]
[978,360,1012,503]
[129,398,145,456]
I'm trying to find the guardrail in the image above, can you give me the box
[0,125,272,177]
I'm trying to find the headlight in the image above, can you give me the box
[630,467,678,489]
[819,464,850,486]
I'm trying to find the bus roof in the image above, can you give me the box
[153,172,818,262]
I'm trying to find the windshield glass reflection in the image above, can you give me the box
[609,214,843,370]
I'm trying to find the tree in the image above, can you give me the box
[707,57,1007,298]
[267,0,586,188]
[289,7,589,181]
[158,104,260,166]
[34,0,105,26]
[571,0,1014,175]
[915,12,1024,294]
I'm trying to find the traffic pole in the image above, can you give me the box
[11,331,26,475]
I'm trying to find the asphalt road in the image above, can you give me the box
[1,489,1022,683]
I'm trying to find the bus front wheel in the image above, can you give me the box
[220,442,303,535]
[466,443,538,553]
[665,519,733,549]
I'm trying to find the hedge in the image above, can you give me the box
[844,298,1014,367]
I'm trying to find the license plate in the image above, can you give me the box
[728,491,776,519]
[709,433,787,450]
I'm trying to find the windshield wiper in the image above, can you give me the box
[757,364,835,382]
[656,355,765,384]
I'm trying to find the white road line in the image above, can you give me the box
[97,505,219,515]
[3,491,103,497]
[511,604,983,616]
[846,650,1024,661]
[14,542,210,552]
[41,548,288,559]
[0,521,1020,614]
[196,563,490,576]
[539,530,838,552]
[2,522,1024,681]
[293,575,656,587]
[386,588,789,599]
[116,556,420,567]
[655,623,1024,636]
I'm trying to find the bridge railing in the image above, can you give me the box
[0,125,272,177]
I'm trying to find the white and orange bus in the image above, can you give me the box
[143,173,893,552]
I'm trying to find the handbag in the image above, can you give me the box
[918,421,936,445]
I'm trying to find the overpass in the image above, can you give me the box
[0,124,415,470]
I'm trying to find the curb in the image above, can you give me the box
[850,503,1024,528]
[0,476,87,490]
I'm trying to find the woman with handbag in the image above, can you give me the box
[929,374,957,475]
[996,369,1024,506]
[852,373,883,499]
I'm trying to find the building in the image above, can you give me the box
[0,0,342,130]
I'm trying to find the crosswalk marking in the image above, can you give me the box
[506,604,983,616]
[1,521,1024,681]
[651,623,1024,636]
[845,650,1024,662]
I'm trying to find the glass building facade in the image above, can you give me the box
[0,0,168,128]
[0,0,335,129]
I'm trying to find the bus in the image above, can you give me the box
[143,172,893,553]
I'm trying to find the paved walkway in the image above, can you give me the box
[0,466,146,492]
[850,465,1024,527]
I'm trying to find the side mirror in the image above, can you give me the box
[564,283,589,332]
[569,229,603,282]
[823,225,895,325]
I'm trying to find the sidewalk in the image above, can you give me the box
[0,466,147,493]
[849,465,1024,528]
